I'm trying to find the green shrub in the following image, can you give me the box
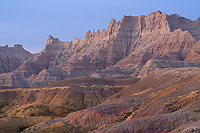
[17,125,28,132]
[50,115,54,120]
[193,108,198,112]
[30,113,35,116]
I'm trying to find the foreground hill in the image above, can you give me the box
[0,76,138,117]
[0,67,200,132]
[0,11,200,87]
[15,67,200,132]
[0,76,139,132]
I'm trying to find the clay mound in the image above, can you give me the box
[170,101,200,133]
[23,67,200,132]
[94,112,200,133]
[23,98,200,133]
[0,72,30,88]
[112,78,140,86]
[0,89,23,107]
[27,67,68,87]
[136,57,198,78]
[95,99,200,133]
[0,117,50,133]
[185,40,200,64]
[39,76,116,87]
[171,120,200,133]
[91,66,134,78]
[40,76,139,88]
[104,75,134,80]
[2,76,132,118]
[15,52,52,78]
[63,60,97,77]
[109,67,200,100]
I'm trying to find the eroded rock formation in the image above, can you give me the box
[1,11,200,87]
[0,44,32,74]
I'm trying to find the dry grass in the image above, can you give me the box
[164,91,200,112]
[0,116,50,133]
[132,88,153,96]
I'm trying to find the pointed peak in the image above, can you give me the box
[92,29,101,38]
[108,18,117,29]
[92,30,100,34]
[102,29,106,32]
[46,35,59,45]
[101,29,106,35]
[84,30,92,41]
[156,10,162,14]
[86,30,92,35]
[111,18,116,23]
[48,35,53,39]
[111,18,116,22]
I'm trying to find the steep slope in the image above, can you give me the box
[1,11,200,88]
[185,40,200,64]
[22,67,200,133]
[62,11,173,71]
[171,119,200,133]
[15,35,76,78]
[27,67,68,87]
[0,72,29,88]
[0,117,50,133]
[167,14,200,41]
[115,25,197,70]
[0,44,32,74]
[136,56,198,78]
[1,77,136,118]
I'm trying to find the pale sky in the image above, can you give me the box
[0,0,199,53]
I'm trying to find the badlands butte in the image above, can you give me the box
[1,11,200,132]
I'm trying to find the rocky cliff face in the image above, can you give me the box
[0,44,32,74]
[1,11,200,87]
[15,35,72,78]
[167,14,200,41]
[115,12,198,70]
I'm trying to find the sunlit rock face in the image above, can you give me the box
[1,11,200,87]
